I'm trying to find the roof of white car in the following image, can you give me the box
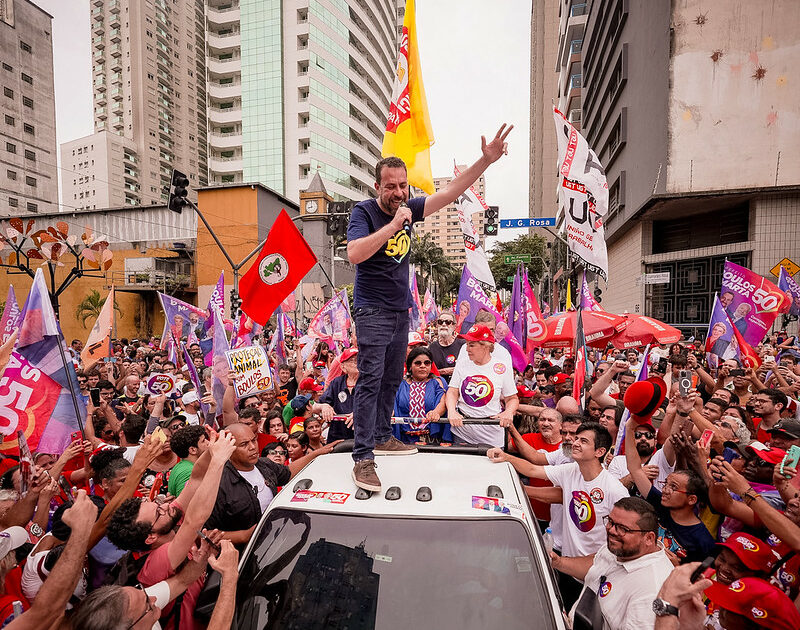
[269,452,532,522]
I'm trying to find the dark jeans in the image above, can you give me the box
[352,306,409,461]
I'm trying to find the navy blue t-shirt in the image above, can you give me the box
[347,197,425,311]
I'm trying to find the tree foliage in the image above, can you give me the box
[487,234,549,291]
[409,233,457,300]
[75,290,121,328]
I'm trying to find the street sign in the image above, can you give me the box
[503,254,531,264]
[770,257,800,278]
[642,272,671,285]
[499,217,557,229]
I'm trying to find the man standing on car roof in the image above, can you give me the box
[347,124,513,492]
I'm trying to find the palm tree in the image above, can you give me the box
[75,290,121,328]
[410,233,457,300]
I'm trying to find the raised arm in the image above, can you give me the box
[486,448,548,479]
[589,359,627,408]
[625,421,655,497]
[507,424,553,465]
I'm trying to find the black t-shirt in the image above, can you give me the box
[429,338,465,371]
[347,197,425,311]
[646,486,716,563]
[277,377,298,406]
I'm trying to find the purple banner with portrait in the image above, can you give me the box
[720,261,789,346]
[455,267,500,333]
[778,267,800,318]
[705,295,736,361]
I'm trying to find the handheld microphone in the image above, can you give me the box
[399,202,412,233]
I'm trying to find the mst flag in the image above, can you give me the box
[453,163,496,292]
[382,0,434,193]
[81,286,115,370]
[553,106,609,280]
[239,209,317,326]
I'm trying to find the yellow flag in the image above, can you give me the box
[565,278,573,311]
[382,0,434,193]
[81,286,115,370]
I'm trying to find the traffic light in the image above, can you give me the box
[594,287,603,303]
[230,289,242,317]
[168,169,190,214]
[326,214,343,236]
[326,201,350,237]
[484,205,498,236]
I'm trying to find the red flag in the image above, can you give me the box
[239,210,317,326]
[495,292,503,314]
[730,319,762,370]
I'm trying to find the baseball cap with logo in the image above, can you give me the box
[717,533,781,572]
[458,324,495,344]
[0,526,28,558]
[704,577,800,630]
[551,373,570,385]
[745,443,787,465]
[299,377,323,392]
[516,384,536,398]
[407,331,426,346]
[766,418,800,440]
[340,348,358,363]
[313,361,326,369]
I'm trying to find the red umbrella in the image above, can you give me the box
[610,314,681,349]
[541,310,628,349]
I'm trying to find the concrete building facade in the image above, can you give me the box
[61,0,208,209]
[574,0,799,335]
[0,0,58,215]
[205,0,403,203]
[415,167,486,266]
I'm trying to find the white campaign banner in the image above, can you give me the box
[553,107,609,281]
[453,163,496,293]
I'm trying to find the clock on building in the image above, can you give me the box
[304,199,319,214]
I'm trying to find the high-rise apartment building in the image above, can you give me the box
[205,0,403,202]
[62,0,208,209]
[415,168,486,265]
[0,0,58,215]
[577,0,800,334]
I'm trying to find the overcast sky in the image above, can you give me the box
[37,0,531,246]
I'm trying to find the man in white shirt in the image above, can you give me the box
[550,497,674,630]
[607,422,676,491]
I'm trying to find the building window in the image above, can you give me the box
[20,73,32,85]
[24,149,35,161]
[8,197,18,207]
[1,63,11,71]
[23,123,34,135]
[25,176,36,187]
[20,41,32,53]
[3,87,12,98]
[22,96,33,108]
[7,170,16,180]
[26,202,37,213]
[4,114,13,126]
[5,142,15,154]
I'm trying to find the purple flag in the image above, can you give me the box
[455,267,501,333]
[269,309,287,366]
[507,266,526,346]
[0,286,22,344]
[182,342,211,421]
[614,345,650,455]
[778,267,800,318]
[578,271,604,311]
[705,295,736,361]
[210,304,229,420]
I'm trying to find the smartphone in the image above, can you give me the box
[68,430,85,468]
[614,353,626,361]
[699,429,715,450]
[780,445,800,478]
[722,447,741,464]
[691,556,716,583]
[196,529,222,553]
[58,475,74,501]
[764,355,776,364]
[90,388,101,406]
[678,369,692,396]
[148,473,164,501]
[657,357,668,373]
[730,368,745,377]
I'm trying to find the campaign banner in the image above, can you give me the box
[145,373,179,397]
[0,352,62,453]
[453,164,496,293]
[720,261,790,346]
[455,267,501,333]
[705,295,736,360]
[159,293,210,344]
[0,286,21,344]
[522,269,547,350]
[778,267,800,317]
[553,107,609,281]
[307,290,351,345]
[225,345,273,398]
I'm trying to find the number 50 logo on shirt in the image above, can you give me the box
[460,375,494,407]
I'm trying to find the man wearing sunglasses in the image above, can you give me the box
[428,310,464,382]
[550,497,673,630]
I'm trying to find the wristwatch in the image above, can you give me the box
[652,598,679,617]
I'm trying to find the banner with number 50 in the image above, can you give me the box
[0,352,61,454]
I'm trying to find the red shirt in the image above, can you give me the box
[752,416,772,444]
[519,433,561,522]
[257,433,277,453]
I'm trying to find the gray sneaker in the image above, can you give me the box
[374,436,418,455]
[352,460,381,492]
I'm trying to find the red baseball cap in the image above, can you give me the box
[459,324,495,343]
[717,533,781,572]
[745,443,787,465]
[705,578,800,630]
[517,384,536,397]
[313,361,326,368]
[407,331,426,346]
[551,373,570,384]
[299,377,323,392]
[339,348,358,362]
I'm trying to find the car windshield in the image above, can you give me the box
[235,508,559,630]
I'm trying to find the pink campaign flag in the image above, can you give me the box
[0,286,22,344]
[307,290,351,347]
[522,269,547,352]
[210,304,229,419]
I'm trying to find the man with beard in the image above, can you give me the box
[550,497,673,630]
[608,422,676,492]
[428,310,464,381]
[106,431,237,630]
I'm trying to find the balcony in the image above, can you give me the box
[208,131,243,149]
[123,153,137,164]
[116,257,195,292]
[92,20,104,35]
[209,156,243,173]
[207,4,240,26]
[570,39,583,56]
[570,3,588,17]
[208,105,242,124]
[110,28,121,43]
[207,55,241,75]
[108,0,120,12]
[112,115,124,129]
[207,31,241,51]
[110,43,121,57]
[207,80,242,99]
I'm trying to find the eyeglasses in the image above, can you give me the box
[603,515,650,536]
[412,360,432,366]
[437,319,455,325]
[656,480,689,494]
[126,584,154,630]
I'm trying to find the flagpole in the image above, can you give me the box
[55,324,85,434]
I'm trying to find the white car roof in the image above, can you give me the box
[269,452,533,523]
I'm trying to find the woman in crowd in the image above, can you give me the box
[393,346,449,444]
[261,442,288,466]
[305,416,326,451]
[286,431,310,462]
